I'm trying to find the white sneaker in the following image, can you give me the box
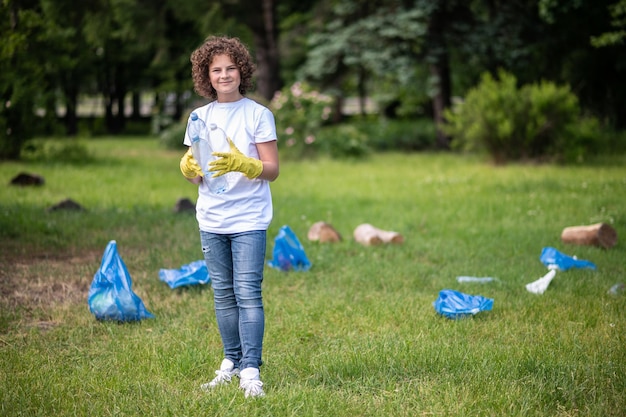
[239,367,265,398]
[200,359,240,391]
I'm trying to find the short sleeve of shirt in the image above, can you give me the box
[254,107,277,144]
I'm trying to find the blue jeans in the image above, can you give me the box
[200,230,266,371]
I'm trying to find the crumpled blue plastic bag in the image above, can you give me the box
[88,240,154,322]
[433,289,494,319]
[159,260,210,289]
[267,225,311,271]
[539,246,596,271]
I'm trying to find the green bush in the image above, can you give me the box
[315,124,371,158]
[353,118,437,151]
[159,119,187,151]
[20,138,93,164]
[443,70,589,163]
[270,81,333,160]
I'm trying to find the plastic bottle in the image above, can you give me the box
[608,283,625,295]
[188,112,228,194]
[456,276,498,283]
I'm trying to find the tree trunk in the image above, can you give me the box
[116,89,126,132]
[64,90,78,136]
[104,94,114,133]
[1,2,30,159]
[427,1,452,149]
[101,56,115,134]
[111,65,126,133]
[357,66,367,116]
[250,0,282,101]
[222,0,281,101]
[429,61,451,148]
[63,76,78,136]
[561,223,617,249]
[131,91,141,120]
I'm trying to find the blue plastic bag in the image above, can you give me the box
[267,225,311,271]
[88,240,154,322]
[433,289,494,319]
[159,260,210,289]
[539,246,596,271]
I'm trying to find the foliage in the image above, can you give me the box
[3,0,626,159]
[159,116,188,151]
[300,2,427,83]
[560,116,608,163]
[312,117,439,157]
[270,81,333,160]
[443,70,594,163]
[0,138,625,416]
[297,0,428,121]
[370,64,432,119]
[0,0,239,148]
[0,4,46,159]
[534,0,626,128]
[353,117,438,152]
[19,139,93,164]
[314,124,370,159]
[591,0,626,46]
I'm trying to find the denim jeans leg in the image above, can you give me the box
[201,231,241,368]
[231,230,266,370]
[200,230,266,371]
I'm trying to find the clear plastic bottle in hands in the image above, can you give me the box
[188,112,228,194]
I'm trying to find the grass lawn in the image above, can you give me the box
[1,137,625,416]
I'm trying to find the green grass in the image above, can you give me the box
[1,137,625,416]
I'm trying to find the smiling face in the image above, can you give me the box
[190,36,256,100]
[209,54,242,102]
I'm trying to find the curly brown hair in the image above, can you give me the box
[190,36,256,100]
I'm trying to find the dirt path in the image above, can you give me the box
[0,249,101,327]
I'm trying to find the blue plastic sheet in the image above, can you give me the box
[159,260,210,289]
[88,240,154,322]
[433,289,494,319]
[267,225,311,271]
[539,247,596,271]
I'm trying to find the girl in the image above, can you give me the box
[179,35,279,398]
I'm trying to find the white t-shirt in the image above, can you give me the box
[183,98,277,234]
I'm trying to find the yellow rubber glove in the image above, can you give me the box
[209,138,263,179]
[179,148,203,179]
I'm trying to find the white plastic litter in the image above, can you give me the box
[457,276,498,283]
[525,269,557,295]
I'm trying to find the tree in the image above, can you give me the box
[421,0,454,148]
[219,0,282,101]
[590,0,626,46]
[38,0,100,135]
[0,0,47,158]
[536,0,626,127]
[299,0,428,122]
[80,0,167,133]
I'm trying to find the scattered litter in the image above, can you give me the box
[267,225,311,272]
[525,269,557,295]
[433,289,494,320]
[307,221,342,243]
[456,276,499,284]
[539,247,596,271]
[88,240,154,322]
[353,223,404,246]
[561,222,617,249]
[159,260,210,289]
[608,283,625,296]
